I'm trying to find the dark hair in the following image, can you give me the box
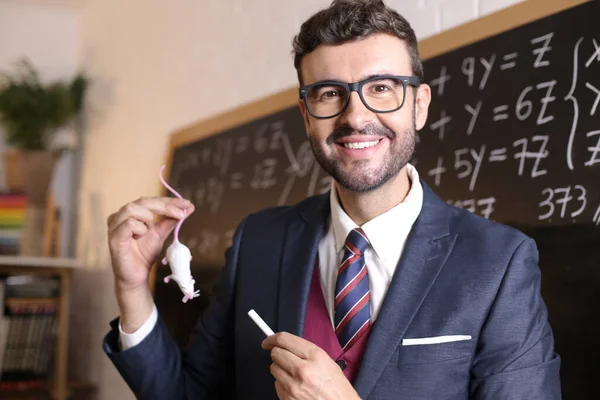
[292,0,424,85]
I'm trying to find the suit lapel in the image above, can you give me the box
[276,193,330,336]
[354,182,458,398]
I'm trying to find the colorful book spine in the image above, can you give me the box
[0,192,27,255]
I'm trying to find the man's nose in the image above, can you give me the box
[339,91,374,131]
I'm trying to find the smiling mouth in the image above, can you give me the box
[339,139,382,149]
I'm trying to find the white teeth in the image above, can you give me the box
[342,140,380,149]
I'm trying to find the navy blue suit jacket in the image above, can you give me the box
[103,181,561,399]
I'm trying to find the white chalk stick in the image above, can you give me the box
[248,309,275,336]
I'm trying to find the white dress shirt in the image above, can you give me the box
[317,163,423,326]
[119,164,423,349]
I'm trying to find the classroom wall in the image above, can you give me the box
[66,0,524,398]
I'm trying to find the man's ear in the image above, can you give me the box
[414,83,431,131]
[298,99,312,138]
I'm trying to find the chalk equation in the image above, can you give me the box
[170,116,333,217]
[422,24,599,228]
[428,32,599,171]
[427,135,551,191]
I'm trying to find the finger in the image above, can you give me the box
[270,346,304,376]
[274,381,288,399]
[152,216,180,240]
[153,203,195,237]
[135,196,192,220]
[108,197,193,234]
[109,218,149,247]
[263,332,317,360]
[108,202,156,234]
[270,362,294,387]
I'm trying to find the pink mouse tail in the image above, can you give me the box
[159,165,187,243]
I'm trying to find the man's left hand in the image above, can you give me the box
[262,332,360,400]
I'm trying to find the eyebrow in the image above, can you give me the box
[310,72,400,85]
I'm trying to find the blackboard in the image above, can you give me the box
[418,0,600,227]
[154,0,598,397]
[163,106,330,268]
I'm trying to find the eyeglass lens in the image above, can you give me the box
[305,77,406,118]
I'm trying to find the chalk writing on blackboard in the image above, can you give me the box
[419,22,599,225]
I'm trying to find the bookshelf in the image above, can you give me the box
[0,257,81,400]
[0,188,92,399]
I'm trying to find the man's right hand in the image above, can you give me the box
[107,196,194,333]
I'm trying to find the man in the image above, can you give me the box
[103,0,561,399]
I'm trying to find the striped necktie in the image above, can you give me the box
[334,227,371,351]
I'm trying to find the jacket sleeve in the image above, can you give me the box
[469,237,562,399]
[102,215,249,399]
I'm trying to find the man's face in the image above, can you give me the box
[298,33,431,193]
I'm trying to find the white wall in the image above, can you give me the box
[0,1,80,81]
[3,0,526,398]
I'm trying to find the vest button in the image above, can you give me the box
[336,359,347,370]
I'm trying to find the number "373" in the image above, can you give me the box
[538,185,586,220]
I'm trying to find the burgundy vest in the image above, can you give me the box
[302,264,372,383]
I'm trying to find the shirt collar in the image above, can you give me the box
[329,163,423,259]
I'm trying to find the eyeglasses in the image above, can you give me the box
[299,74,420,119]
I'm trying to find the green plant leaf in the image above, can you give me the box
[0,57,89,150]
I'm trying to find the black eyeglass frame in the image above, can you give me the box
[298,74,421,119]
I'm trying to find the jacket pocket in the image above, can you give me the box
[397,337,474,365]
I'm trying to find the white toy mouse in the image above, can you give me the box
[159,165,200,303]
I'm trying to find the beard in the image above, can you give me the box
[309,110,416,193]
